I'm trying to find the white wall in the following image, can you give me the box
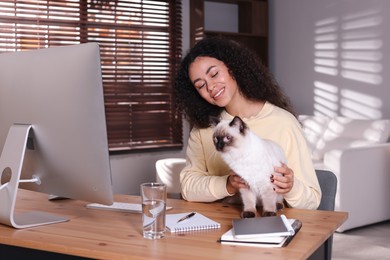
[269,0,390,119]
[113,0,390,195]
[109,0,190,195]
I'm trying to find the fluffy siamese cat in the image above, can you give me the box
[211,116,286,218]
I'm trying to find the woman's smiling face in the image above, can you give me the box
[188,56,240,108]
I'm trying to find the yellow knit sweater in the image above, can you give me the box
[180,102,321,210]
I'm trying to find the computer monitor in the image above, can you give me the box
[0,43,114,228]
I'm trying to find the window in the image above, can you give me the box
[0,0,183,152]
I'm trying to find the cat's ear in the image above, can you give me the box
[209,116,220,127]
[231,116,247,133]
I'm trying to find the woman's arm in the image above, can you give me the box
[277,123,321,209]
[180,128,232,202]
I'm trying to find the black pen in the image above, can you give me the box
[177,212,196,223]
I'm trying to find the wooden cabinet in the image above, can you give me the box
[190,0,268,65]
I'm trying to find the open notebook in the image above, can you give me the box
[166,212,220,233]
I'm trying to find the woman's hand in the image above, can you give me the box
[271,163,294,194]
[226,170,249,195]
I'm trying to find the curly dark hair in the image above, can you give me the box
[174,36,296,129]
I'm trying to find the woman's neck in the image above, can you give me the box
[225,99,265,119]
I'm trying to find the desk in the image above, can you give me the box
[0,189,347,260]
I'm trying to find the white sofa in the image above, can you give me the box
[299,115,390,232]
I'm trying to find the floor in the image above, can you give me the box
[332,220,390,260]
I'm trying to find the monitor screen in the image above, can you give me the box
[0,43,114,228]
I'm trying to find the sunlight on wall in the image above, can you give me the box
[313,6,383,119]
[314,17,339,77]
[313,81,339,117]
[340,89,383,118]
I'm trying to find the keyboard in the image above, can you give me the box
[86,202,172,213]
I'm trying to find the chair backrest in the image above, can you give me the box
[311,170,338,260]
[155,158,186,195]
[315,170,337,211]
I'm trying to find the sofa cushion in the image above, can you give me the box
[312,138,377,162]
[312,117,390,161]
[298,115,332,153]
[325,117,390,141]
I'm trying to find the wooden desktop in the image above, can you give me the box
[0,189,347,260]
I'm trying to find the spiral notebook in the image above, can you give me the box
[166,212,221,233]
[218,218,302,248]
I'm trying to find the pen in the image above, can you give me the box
[177,212,196,223]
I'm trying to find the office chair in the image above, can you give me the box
[309,169,338,260]
[155,158,186,199]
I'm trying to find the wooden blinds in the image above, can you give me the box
[0,0,183,152]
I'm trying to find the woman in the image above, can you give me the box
[174,37,320,210]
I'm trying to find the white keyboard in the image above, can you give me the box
[86,202,172,213]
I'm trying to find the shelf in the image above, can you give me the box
[190,0,268,65]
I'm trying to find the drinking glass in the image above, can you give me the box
[140,183,166,239]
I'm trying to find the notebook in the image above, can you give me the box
[232,214,295,239]
[165,212,221,233]
[219,219,302,248]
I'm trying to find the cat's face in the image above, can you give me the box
[211,116,248,152]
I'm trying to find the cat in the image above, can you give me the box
[211,116,286,218]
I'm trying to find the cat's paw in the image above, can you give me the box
[262,211,277,217]
[276,202,284,211]
[241,211,256,218]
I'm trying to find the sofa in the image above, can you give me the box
[299,115,390,232]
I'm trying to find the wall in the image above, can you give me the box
[113,0,390,195]
[109,0,190,195]
[268,0,390,119]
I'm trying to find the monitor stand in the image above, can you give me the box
[0,124,69,228]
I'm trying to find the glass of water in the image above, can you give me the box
[140,183,167,239]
